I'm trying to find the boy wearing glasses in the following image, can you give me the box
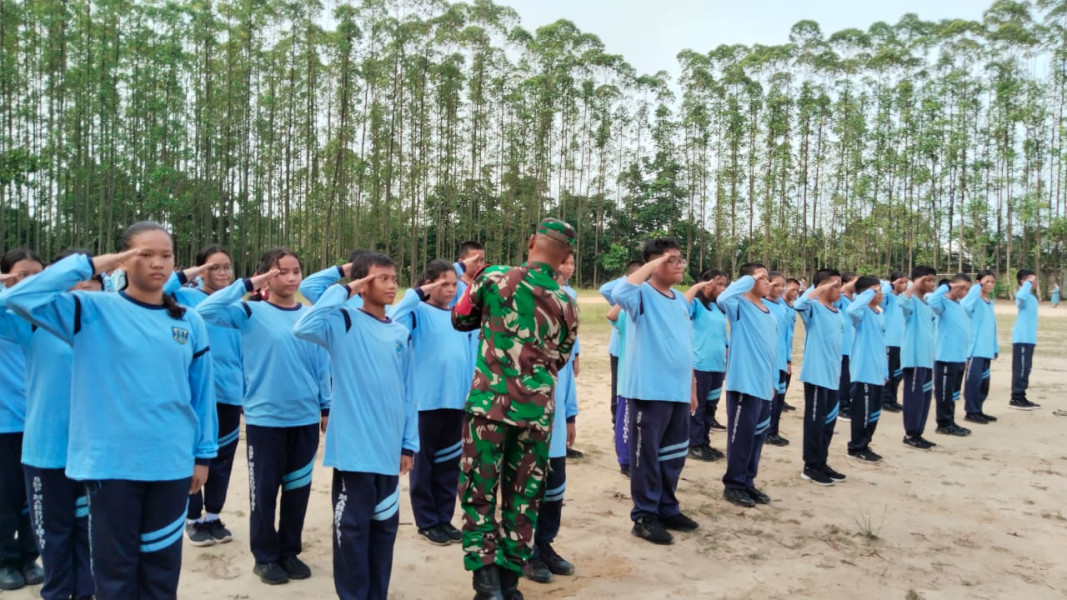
[612,238,698,545]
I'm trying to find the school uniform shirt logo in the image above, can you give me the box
[172,327,190,345]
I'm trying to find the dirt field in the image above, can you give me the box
[8,295,1066,599]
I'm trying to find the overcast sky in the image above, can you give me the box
[502,0,991,76]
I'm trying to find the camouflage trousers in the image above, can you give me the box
[459,413,550,574]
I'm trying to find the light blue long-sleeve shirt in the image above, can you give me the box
[690,298,728,373]
[881,283,906,348]
[928,284,970,364]
[4,254,217,480]
[600,277,625,356]
[766,297,794,373]
[835,295,853,356]
[717,276,777,400]
[846,289,889,386]
[899,292,935,369]
[962,284,999,359]
[387,288,475,412]
[794,287,844,390]
[1011,281,1038,345]
[293,285,418,475]
[613,280,693,403]
[549,285,580,459]
[197,279,331,428]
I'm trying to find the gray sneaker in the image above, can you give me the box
[205,519,233,543]
[185,522,216,547]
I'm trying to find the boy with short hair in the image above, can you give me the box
[929,274,973,437]
[613,238,699,544]
[794,270,846,486]
[718,264,778,507]
[292,252,418,600]
[845,276,888,462]
[899,266,938,449]
[1010,270,1040,410]
[962,270,999,424]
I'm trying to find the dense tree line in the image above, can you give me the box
[2,0,1067,291]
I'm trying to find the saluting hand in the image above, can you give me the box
[347,273,376,296]
[249,269,279,292]
[92,249,139,276]
[418,279,447,296]
[0,273,19,285]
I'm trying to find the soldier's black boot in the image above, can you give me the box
[472,565,504,600]
[498,567,524,600]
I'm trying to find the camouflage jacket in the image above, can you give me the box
[452,262,579,432]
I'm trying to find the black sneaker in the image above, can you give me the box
[620,465,631,478]
[185,522,216,547]
[723,487,757,507]
[419,525,452,546]
[903,435,928,450]
[916,436,937,448]
[765,434,790,447]
[1009,399,1037,411]
[746,487,771,504]
[632,516,673,545]
[566,447,584,459]
[936,424,971,437]
[964,413,988,424]
[709,419,727,431]
[848,448,882,463]
[688,445,721,462]
[0,565,24,591]
[782,401,797,412]
[838,408,852,422]
[823,464,847,482]
[882,400,903,413]
[660,512,699,532]
[21,561,43,586]
[706,446,725,460]
[278,556,311,580]
[979,412,998,422]
[439,522,462,543]
[801,465,834,486]
[205,519,233,543]
[523,556,552,584]
[253,562,290,585]
[539,543,575,576]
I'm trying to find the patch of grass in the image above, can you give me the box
[854,505,888,541]
[906,590,923,600]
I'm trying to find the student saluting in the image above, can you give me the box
[5,223,217,600]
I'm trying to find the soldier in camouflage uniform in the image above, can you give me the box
[452,218,580,600]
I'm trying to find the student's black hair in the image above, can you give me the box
[911,265,936,280]
[700,269,727,282]
[738,262,765,278]
[121,221,185,320]
[1016,269,1035,285]
[841,271,858,284]
[951,272,972,284]
[348,248,370,267]
[642,238,680,263]
[249,247,301,302]
[52,249,105,288]
[195,244,231,267]
[352,252,395,280]
[977,269,996,281]
[0,248,43,274]
[889,270,906,282]
[768,270,786,282]
[416,259,455,287]
[813,268,841,287]
[786,277,801,286]
[457,241,484,260]
[625,260,644,273]
[855,275,880,294]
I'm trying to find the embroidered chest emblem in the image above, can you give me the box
[172,327,190,345]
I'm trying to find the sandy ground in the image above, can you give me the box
[7,300,1067,600]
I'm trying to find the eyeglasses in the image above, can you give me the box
[666,257,688,268]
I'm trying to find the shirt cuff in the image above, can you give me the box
[321,408,330,417]
[401,449,415,458]
[194,458,212,467]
